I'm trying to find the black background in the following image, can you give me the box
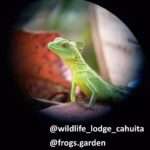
[1,0,147,149]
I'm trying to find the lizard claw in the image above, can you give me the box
[77,101,94,110]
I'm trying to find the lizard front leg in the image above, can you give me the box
[88,92,96,107]
[78,78,97,108]
[70,78,77,102]
[77,91,96,109]
[86,78,97,107]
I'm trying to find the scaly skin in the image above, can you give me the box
[48,37,127,106]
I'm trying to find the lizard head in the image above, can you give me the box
[47,37,84,61]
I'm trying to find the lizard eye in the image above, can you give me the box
[61,43,69,48]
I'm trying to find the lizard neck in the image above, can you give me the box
[64,54,87,74]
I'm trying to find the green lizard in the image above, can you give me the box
[48,37,128,106]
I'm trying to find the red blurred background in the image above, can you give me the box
[11,31,70,100]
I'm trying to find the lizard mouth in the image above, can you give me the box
[48,45,64,54]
